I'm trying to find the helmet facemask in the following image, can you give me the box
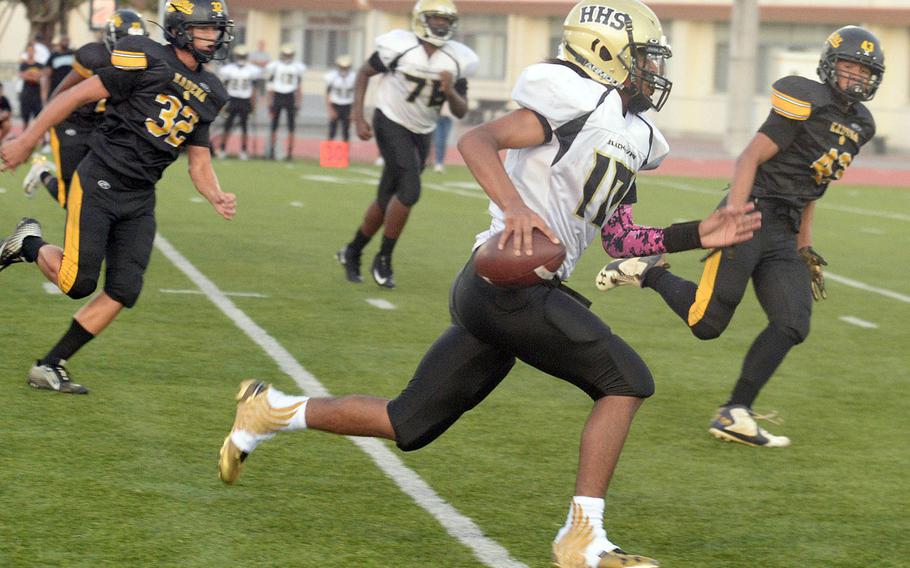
[417,11,458,46]
[623,41,672,112]
[821,56,883,102]
[175,22,234,63]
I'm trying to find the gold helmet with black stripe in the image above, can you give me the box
[103,9,148,52]
[560,0,672,112]
[412,0,459,47]
[817,26,885,102]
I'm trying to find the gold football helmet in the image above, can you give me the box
[412,0,459,47]
[560,0,672,111]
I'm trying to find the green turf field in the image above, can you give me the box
[1,158,907,567]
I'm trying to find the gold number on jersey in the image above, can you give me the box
[811,148,852,185]
[145,93,200,148]
[576,152,636,226]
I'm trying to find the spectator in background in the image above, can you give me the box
[218,45,260,160]
[45,35,74,94]
[248,39,270,96]
[324,54,354,142]
[19,44,45,128]
[432,107,452,173]
[0,84,12,141]
[265,44,306,160]
[22,33,51,65]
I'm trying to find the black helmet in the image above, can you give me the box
[817,26,885,102]
[103,9,148,52]
[163,0,234,63]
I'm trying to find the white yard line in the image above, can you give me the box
[159,288,269,299]
[825,272,910,304]
[838,316,879,329]
[644,177,910,222]
[366,298,396,310]
[153,233,527,568]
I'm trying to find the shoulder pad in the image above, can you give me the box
[769,75,827,121]
[512,63,605,126]
[441,41,479,79]
[74,42,110,77]
[375,29,420,67]
[110,36,163,71]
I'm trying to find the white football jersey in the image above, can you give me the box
[373,29,478,134]
[473,63,670,281]
[266,60,307,94]
[219,62,260,99]
[325,68,356,105]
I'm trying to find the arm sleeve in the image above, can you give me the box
[759,76,813,150]
[758,110,801,151]
[454,77,468,97]
[186,119,211,148]
[601,205,668,258]
[368,51,387,73]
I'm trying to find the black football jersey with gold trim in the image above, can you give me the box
[92,35,227,186]
[753,75,875,209]
[66,42,111,129]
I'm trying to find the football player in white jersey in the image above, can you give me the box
[217,45,260,159]
[217,1,760,565]
[336,0,478,288]
[324,54,355,142]
[265,44,306,160]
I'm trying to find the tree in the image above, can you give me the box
[10,0,157,44]
[13,0,83,41]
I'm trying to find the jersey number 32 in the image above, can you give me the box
[146,94,200,148]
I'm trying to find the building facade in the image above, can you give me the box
[0,1,906,152]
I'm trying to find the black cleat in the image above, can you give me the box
[371,254,395,288]
[0,217,42,272]
[336,246,363,283]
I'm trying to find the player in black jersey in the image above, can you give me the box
[0,0,236,394]
[596,26,884,447]
[23,9,148,206]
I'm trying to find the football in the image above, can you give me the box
[474,229,566,288]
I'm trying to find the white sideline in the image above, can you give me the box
[153,233,528,568]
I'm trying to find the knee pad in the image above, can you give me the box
[775,319,809,345]
[104,282,142,309]
[690,320,723,341]
[65,278,97,300]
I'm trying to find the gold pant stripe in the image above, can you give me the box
[49,127,66,208]
[71,59,93,79]
[687,250,722,326]
[58,172,84,294]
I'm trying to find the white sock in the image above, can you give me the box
[266,387,309,430]
[555,497,617,566]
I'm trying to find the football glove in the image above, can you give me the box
[798,246,827,301]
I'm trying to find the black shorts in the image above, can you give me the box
[19,95,42,123]
[58,152,156,308]
[50,121,93,207]
[387,254,654,451]
[373,109,431,208]
[226,97,252,116]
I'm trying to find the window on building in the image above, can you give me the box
[455,14,507,79]
[280,11,365,70]
[549,16,563,58]
[714,22,830,93]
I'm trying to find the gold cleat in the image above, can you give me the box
[218,379,305,484]
[552,502,659,568]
